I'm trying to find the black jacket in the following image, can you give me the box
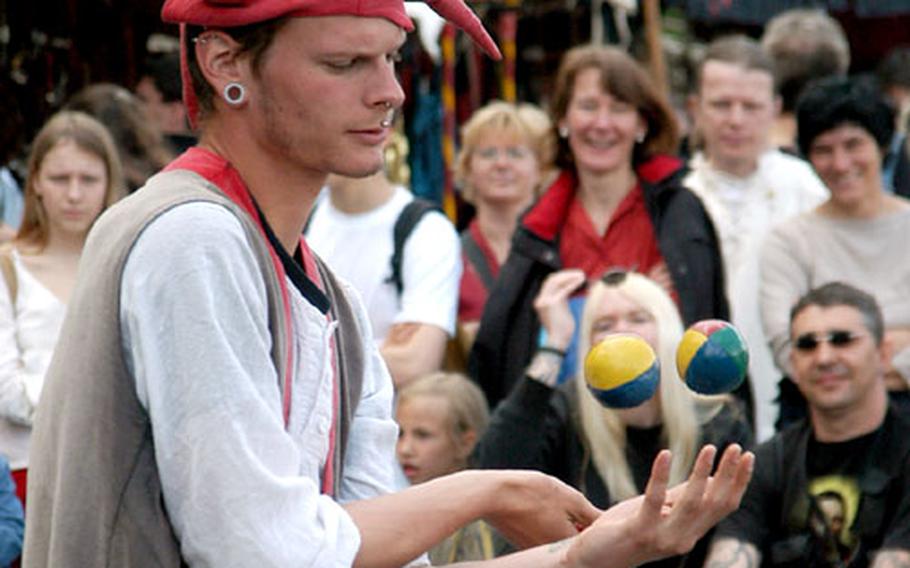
[473,376,753,568]
[468,156,731,408]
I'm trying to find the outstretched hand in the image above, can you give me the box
[566,444,754,568]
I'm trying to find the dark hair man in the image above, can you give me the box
[706,282,910,568]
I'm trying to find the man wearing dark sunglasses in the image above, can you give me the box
[705,282,910,568]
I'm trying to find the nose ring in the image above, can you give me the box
[381,102,395,128]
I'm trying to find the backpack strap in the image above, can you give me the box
[387,198,441,296]
[461,230,496,291]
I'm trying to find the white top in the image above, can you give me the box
[120,202,403,567]
[761,207,910,375]
[0,249,67,469]
[306,186,461,344]
[685,150,828,441]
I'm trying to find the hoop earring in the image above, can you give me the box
[223,82,246,106]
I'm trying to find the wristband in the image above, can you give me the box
[538,345,567,358]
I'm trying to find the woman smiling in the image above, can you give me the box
[760,77,910,427]
[470,45,731,411]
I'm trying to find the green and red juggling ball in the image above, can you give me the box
[675,319,749,395]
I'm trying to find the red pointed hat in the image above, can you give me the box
[162,0,500,127]
[161,0,500,59]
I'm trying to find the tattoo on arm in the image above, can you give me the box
[705,538,760,568]
[873,549,910,568]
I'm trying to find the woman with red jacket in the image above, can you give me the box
[469,45,738,414]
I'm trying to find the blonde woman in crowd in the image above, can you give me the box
[0,111,125,504]
[474,269,752,568]
[396,372,499,563]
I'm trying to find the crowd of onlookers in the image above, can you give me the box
[1,6,910,566]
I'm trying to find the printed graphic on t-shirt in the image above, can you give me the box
[804,475,861,566]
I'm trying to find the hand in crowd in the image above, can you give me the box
[564,444,754,568]
[532,269,586,351]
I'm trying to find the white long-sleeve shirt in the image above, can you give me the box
[120,202,400,567]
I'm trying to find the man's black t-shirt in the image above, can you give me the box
[714,408,910,568]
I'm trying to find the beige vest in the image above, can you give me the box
[23,170,364,567]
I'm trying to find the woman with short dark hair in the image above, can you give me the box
[761,76,910,427]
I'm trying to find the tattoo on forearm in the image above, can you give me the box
[873,549,910,568]
[705,539,759,568]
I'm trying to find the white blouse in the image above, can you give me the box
[0,249,66,469]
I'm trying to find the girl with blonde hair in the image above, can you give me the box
[396,372,499,562]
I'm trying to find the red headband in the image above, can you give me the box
[162,0,501,127]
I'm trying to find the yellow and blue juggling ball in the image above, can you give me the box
[676,320,748,395]
[583,333,660,408]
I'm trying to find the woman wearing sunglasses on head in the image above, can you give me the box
[760,76,910,428]
[474,268,752,567]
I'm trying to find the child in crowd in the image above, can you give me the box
[396,372,498,563]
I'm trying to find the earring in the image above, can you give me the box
[223,82,246,106]
[636,131,646,143]
[558,125,569,139]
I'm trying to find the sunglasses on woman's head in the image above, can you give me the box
[792,330,866,352]
[600,268,632,286]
